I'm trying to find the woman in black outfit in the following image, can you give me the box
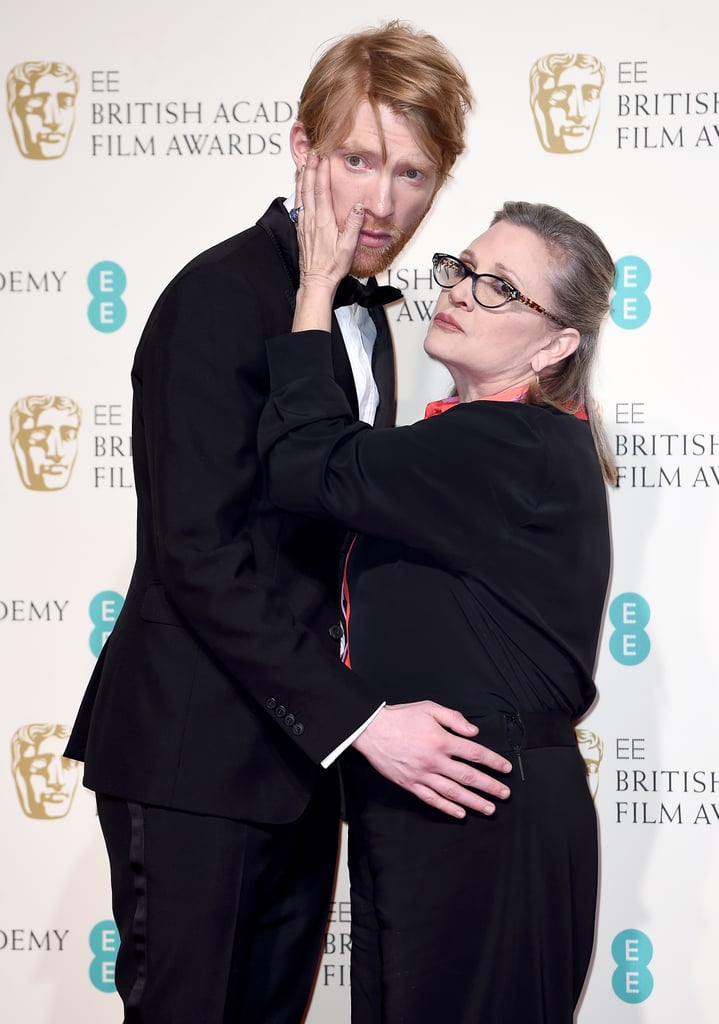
[259,154,616,1023]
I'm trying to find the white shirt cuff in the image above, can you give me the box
[320,703,386,768]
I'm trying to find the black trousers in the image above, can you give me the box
[96,771,340,1024]
[343,712,598,1024]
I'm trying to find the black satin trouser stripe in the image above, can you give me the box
[125,801,147,1010]
[96,778,340,1023]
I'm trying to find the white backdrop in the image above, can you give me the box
[2,1,718,1020]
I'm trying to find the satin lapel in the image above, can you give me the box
[330,318,359,419]
[370,304,397,428]
[257,197,300,315]
[258,197,360,417]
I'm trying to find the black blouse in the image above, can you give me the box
[259,331,611,719]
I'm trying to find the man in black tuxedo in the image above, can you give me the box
[66,22,511,1023]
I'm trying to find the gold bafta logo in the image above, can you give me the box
[10,395,81,491]
[530,54,605,154]
[575,728,604,800]
[11,724,80,819]
[7,61,78,160]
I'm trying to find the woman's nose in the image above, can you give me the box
[448,277,474,310]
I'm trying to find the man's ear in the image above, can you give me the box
[289,121,311,170]
[531,328,580,372]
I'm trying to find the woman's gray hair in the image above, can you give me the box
[491,200,617,484]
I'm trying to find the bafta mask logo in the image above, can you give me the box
[7,61,79,160]
[10,395,82,491]
[11,723,80,819]
[530,53,605,154]
[576,728,604,800]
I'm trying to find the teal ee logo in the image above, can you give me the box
[88,261,126,332]
[89,919,118,992]
[611,255,651,330]
[608,592,650,665]
[612,928,654,1002]
[89,590,124,656]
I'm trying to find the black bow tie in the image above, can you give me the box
[332,275,403,310]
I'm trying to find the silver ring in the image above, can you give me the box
[289,206,303,224]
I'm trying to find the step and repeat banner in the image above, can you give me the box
[2,1,718,1020]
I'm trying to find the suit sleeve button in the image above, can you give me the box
[266,697,277,710]
[329,624,344,641]
[285,714,296,727]
[292,723,305,736]
[275,705,287,718]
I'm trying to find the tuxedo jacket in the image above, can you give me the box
[66,199,394,824]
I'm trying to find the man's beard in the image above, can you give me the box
[349,214,424,279]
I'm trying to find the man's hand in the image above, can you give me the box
[351,701,512,819]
